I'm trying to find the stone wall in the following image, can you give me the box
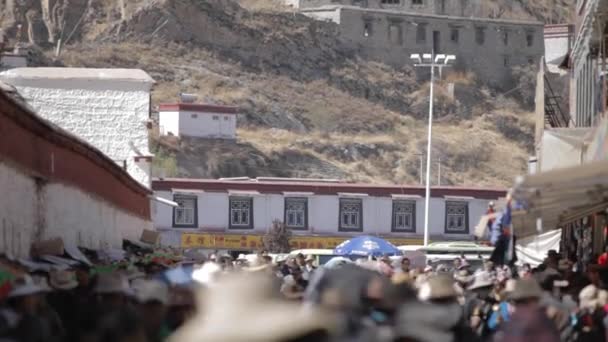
[303,6,544,88]
[8,80,152,186]
[293,0,503,17]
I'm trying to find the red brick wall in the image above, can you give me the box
[0,91,151,220]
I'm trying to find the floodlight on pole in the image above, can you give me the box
[410,51,456,246]
[410,54,422,64]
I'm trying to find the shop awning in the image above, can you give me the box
[512,159,608,238]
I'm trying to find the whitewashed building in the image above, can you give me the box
[0,67,155,187]
[158,102,238,139]
[0,84,153,257]
[152,177,506,248]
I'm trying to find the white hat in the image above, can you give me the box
[49,270,78,290]
[133,279,169,305]
[170,273,337,342]
[8,275,49,298]
[94,273,131,295]
[192,262,222,285]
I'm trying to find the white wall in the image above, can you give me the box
[0,162,152,257]
[0,162,37,257]
[159,110,237,139]
[9,85,152,187]
[154,191,493,239]
[159,111,180,137]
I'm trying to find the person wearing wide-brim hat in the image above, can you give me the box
[507,278,542,306]
[93,272,132,311]
[170,272,337,342]
[418,274,458,302]
[398,274,479,342]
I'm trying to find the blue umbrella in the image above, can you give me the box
[333,235,402,257]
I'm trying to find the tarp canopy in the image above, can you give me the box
[512,159,608,237]
[516,229,562,266]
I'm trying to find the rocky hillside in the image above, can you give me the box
[0,0,573,187]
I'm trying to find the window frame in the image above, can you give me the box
[416,23,426,43]
[338,198,363,232]
[412,0,423,5]
[391,200,416,232]
[475,26,485,45]
[450,28,459,43]
[363,20,373,37]
[525,31,534,47]
[172,195,198,229]
[388,21,403,45]
[229,197,254,230]
[212,115,220,120]
[444,201,469,234]
[284,197,308,230]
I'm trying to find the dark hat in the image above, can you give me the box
[508,278,542,301]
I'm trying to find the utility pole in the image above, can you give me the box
[410,53,456,246]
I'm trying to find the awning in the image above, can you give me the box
[512,159,608,237]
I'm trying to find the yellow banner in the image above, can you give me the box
[181,233,422,250]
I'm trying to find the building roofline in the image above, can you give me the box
[0,89,152,197]
[0,67,156,84]
[301,5,544,26]
[159,103,239,114]
[152,178,507,199]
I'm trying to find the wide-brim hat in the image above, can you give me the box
[418,274,457,301]
[507,278,542,301]
[8,276,49,298]
[467,274,494,291]
[49,270,78,290]
[94,273,131,295]
[133,279,169,305]
[169,273,337,342]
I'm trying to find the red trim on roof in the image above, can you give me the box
[152,178,506,200]
[159,103,239,114]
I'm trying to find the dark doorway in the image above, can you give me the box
[433,30,441,53]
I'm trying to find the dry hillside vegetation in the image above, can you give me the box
[0,0,565,187]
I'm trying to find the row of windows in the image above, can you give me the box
[190,113,231,121]
[172,196,470,233]
[366,21,535,48]
[380,0,423,4]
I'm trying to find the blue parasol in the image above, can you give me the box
[333,235,402,257]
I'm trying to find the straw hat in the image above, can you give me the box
[418,274,457,301]
[49,270,78,290]
[94,272,131,295]
[8,275,49,298]
[467,273,494,291]
[507,278,542,301]
[133,279,169,305]
[170,273,337,342]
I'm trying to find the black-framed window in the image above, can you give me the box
[339,198,363,231]
[172,195,198,228]
[284,197,308,230]
[229,197,253,229]
[392,200,416,232]
[445,201,469,234]
[412,0,423,4]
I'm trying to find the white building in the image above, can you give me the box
[0,83,153,257]
[0,67,155,187]
[152,177,505,249]
[158,102,238,139]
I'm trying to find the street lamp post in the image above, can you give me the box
[410,53,456,246]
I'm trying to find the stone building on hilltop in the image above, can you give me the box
[301,6,544,88]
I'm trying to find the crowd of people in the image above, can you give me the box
[1,249,608,342]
